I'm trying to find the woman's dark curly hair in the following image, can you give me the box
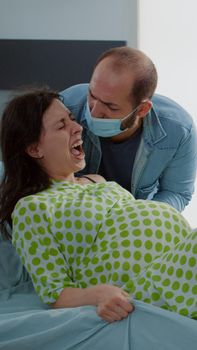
[0,88,61,239]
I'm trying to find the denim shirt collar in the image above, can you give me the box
[143,106,167,145]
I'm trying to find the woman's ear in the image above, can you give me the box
[138,100,153,118]
[26,143,43,159]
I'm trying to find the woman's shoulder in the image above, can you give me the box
[13,189,52,211]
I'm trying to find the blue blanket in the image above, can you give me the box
[0,280,196,350]
[0,214,196,349]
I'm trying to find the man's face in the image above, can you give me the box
[88,57,135,120]
[88,57,141,141]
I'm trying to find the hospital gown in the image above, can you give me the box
[12,181,197,318]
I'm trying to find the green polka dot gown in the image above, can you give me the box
[12,181,197,318]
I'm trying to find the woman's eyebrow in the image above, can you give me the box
[56,112,73,124]
[53,117,65,127]
[68,112,76,120]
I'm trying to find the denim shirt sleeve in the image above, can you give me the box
[133,95,197,212]
[60,83,89,123]
[152,122,197,211]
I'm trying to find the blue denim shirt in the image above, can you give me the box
[60,84,197,211]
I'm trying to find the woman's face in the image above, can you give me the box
[32,99,85,179]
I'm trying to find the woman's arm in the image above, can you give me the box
[12,196,133,323]
[52,284,134,323]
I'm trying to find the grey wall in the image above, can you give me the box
[0,0,137,42]
[0,0,138,111]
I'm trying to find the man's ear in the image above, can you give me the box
[26,143,43,159]
[138,100,153,118]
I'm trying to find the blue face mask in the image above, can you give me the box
[84,101,144,137]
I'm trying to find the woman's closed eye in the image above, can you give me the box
[56,113,76,130]
[58,122,65,129]
[57,119,66,130]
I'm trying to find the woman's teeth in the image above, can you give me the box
[72,140,83,149]
[71,140,83,156]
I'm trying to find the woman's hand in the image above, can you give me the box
[52,284,134,323]
[93,284,134,323]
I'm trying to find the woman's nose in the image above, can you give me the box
[71,120,83,134]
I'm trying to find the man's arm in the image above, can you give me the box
[60,84,89,123]
[153,124,197,211]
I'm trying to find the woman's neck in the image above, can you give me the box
[50,172,76,182]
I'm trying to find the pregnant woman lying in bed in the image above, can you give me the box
[0,89,196,323]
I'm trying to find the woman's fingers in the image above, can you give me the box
[97,295,134,322]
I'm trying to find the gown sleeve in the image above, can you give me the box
[12,195,77,304]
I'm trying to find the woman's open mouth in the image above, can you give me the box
[71,140,85,159]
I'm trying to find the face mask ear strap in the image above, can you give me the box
[120,99,150,131]
[120,105,139,130]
